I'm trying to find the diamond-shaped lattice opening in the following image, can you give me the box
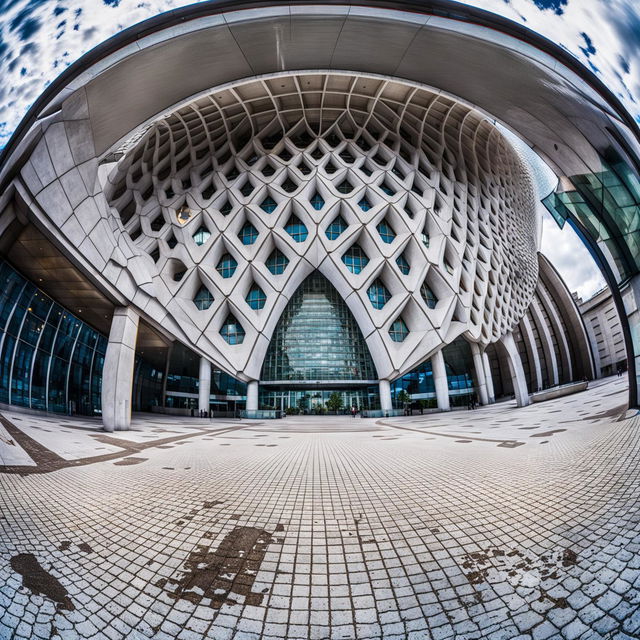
[310,192,325,210]
[238,223,258,245]
[358,197,372,211]
[266,249,289,275]
[260,196,277,213]
[342,245,369,274]
[388,317,409,342]
[311,148,323,160]
[339,150,355,164]
[166,232,177,249]
[367,280,391,310]
[326,214,348,240]
[377,221,396,244]
[291,131,314,148]
[391,163,405,180]
[326,132,341,147]
[262,163,276,177]
[220,314,245,344]
[337,180,353,194]
[282,178,298,193]
[239,180,254,197]
[285,215,308,242]
[149,245,160,262]
[379,181,396,196]
[219,200,232,216]
[226,165,240,181]
[396,254,410,275]
[194,285,214,310]
[150,214,165,232]
[193,225,211,246]
[216,253,237,278]
[279,148,293,161]
[246,285,267,310]
[298,161,312,175]
[325,162,337,174]
[201,183,216,200]
[420,281,438,309]
[360,165,373,177]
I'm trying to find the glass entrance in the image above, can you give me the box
[260,271,379,412]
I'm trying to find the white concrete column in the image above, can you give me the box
[500,331,530,407]
[530,298,559,387]
[521,314,543,392]
[537,285,573,381]
[246,380,259,412]
[431,350,450,411]
[482,350,496,403]
[198,357,211,415]
[102,307,139,432]
[470,342,489,405]
[379,379,393,414]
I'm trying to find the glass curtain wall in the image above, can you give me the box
[543,149,640,405]
[261,271,377,382]
[0,261,107,416]
[390,337,476,409]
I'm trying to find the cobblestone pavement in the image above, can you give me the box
[1,376,639,639]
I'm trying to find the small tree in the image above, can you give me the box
[326,392,343,414]
[397,390,411,415]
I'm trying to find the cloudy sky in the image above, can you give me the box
[1,0,637,299]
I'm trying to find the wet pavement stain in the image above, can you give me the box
[159,526,278,607]
[77,542,93,553]
[531,429,566,438]
[203,501,224,509]
[58,541,71,551]
[460,546,579,588]
[113,457,147,466]
[10,554,74,611]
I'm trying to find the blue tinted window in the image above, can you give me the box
[342,245,369,274]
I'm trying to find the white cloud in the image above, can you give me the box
[540,208,607,300]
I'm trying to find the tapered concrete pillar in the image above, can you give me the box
[102,307,139,432]
[198,357,211,415]
[482,351,496,404]
[530,299,559,387]
[246,380,259,412]
[379,379,393,414]
[521,315,543,392]
[500,331,530,407]
[432,350,450,411]
[470,342,489,405]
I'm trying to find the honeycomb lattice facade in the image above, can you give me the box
[105,73,539,381]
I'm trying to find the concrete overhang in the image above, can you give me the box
[1,1,639,185]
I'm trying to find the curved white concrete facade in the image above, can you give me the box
[103,73,538,381]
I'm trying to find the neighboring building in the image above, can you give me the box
[576,287,628,377]
[1,1,638,428]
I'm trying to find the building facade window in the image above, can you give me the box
[0,261,107,416]
[266,249,289,275]
[342,245,369,274]
[216,254,238,278]
[246,286,267,310]
[220,315,245,344]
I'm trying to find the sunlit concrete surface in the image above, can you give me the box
[1,375,639,640]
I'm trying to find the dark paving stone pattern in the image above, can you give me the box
[0,377,639,639]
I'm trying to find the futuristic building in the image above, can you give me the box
[0,1,637,429]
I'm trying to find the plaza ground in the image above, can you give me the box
[1,375,639,639]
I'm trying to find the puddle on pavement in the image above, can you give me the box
[10,553,74,611]
[158,526,279,607]
[113,457,147,466]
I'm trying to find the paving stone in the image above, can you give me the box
[0,377,638,639]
